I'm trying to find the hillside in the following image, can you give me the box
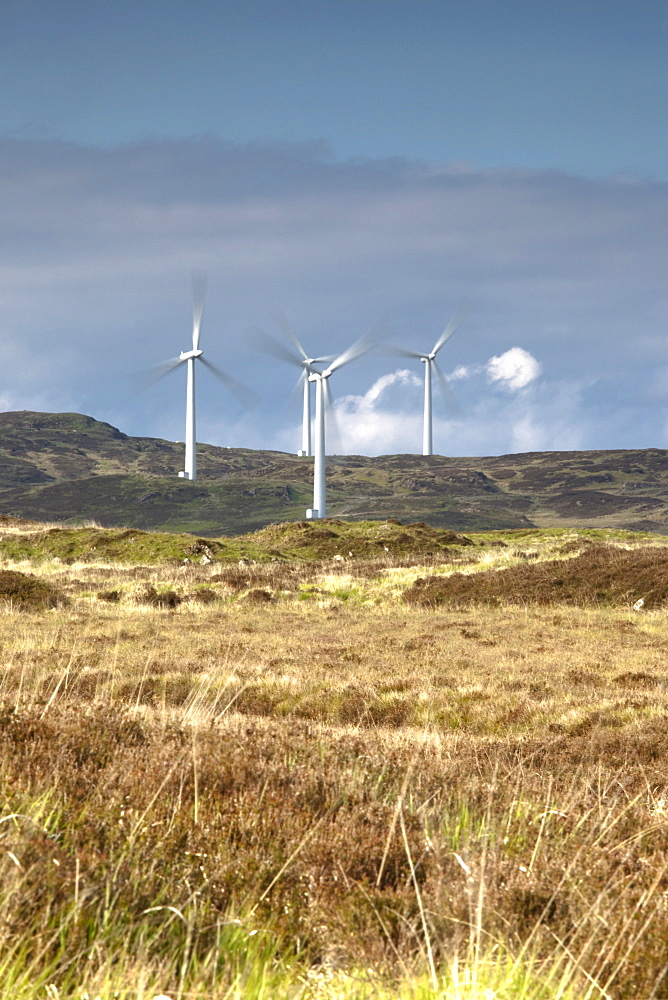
[0,410,667,535]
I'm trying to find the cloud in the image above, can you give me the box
[333,369,423,454]
[449,364,481,381]
[340,368,421,412]
[486,347,542,391]
[0,136,666,455]
[311,366,584,457]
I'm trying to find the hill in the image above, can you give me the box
[0,409,667,535]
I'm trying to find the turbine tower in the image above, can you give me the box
[306,331,376,520]
[180,271,206,480]
[248,318,333,456]
[144,272,250,481]
[389,304,470,456]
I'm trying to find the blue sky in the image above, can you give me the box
[0,0,667,456]
[2,0,666,178]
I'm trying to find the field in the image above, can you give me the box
[1,519,668,998]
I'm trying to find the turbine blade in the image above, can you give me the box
[433,359,461,416]
[327,324,380,375]
[132,357,184,391]
[382,344,424,360]
[323,378,344,456]
[192,269,208,351]
[199,357,256,407]
[287,368,308,410]
[247,325,304,367]
[274,311,309,361]
[431,299,473,357]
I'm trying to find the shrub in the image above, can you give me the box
[136,585,182,609]
[189,587,218,604]
[97,589,121,603]
[0,570,64,610]
[243,588,274,603]
[404,543,668,608]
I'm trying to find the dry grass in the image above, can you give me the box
[1,529,668,996]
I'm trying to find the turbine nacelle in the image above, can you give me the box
[247,319,338,457]
[179,349,203,362]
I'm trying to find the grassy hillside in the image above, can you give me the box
[1,521,668,996]
[1,410,668,535]
[0,516,475,565]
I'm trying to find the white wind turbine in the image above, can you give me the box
[144,272,249,481]
[306,331,376,520]
[248,317,334,457]
[389,304,471,456]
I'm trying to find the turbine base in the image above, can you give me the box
[306,508,320,520]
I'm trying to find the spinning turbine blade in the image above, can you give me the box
[191,270,208,351]
[322,378,344,456]
[274,311,309,361]
[326,326,378,374]
[287,368,308,409]
[247,326,304,367]
[430,300,473,357]
[382,344,423,360]
[433,359,460,416]
[132,357,184,391]
[199,357,256,406]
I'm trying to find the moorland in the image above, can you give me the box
[2,516,668,997]
[1,410,668,535]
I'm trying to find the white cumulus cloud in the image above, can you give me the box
[339,368,421,412]
[486,347,542,391]
[332,368,424,454]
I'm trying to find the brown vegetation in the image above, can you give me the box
[0,569,65,610]
[404,542,668,608]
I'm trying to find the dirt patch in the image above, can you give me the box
[403,544,668,609]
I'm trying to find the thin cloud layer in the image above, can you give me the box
[0,136,666,455]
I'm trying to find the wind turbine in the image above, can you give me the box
[144,272,249,481]
[306,331,376,520]
[389,304,471,456]
[248,317,333,457]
